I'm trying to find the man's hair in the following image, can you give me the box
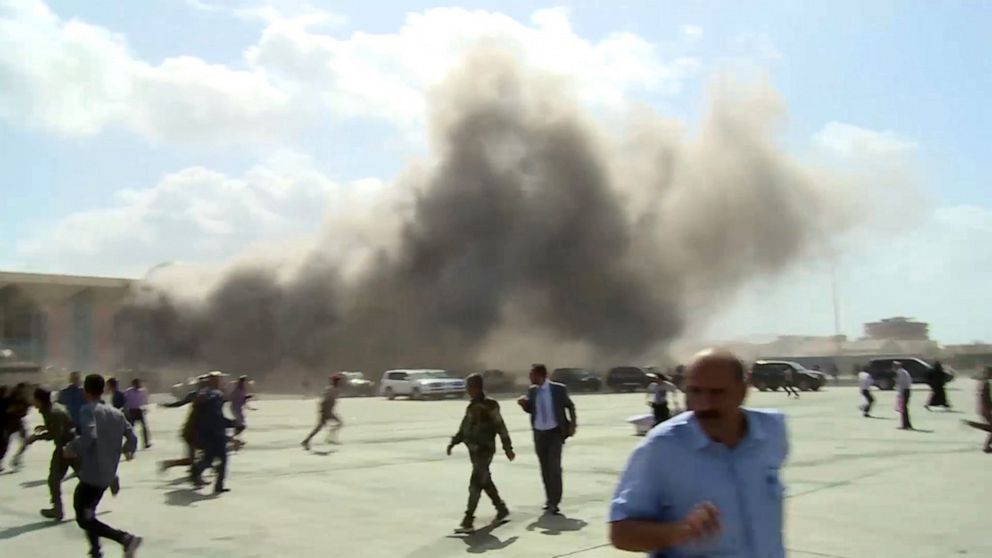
[33,387,51,405]
[465,373,484,390]
[107,377,118,387]
[531,364,548,376]
[690,349,746,382]
[131,378,141,388]
[83,374,106,397]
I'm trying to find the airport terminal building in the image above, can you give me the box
[0,271,134,373]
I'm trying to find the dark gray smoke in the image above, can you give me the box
[118,50,852,379]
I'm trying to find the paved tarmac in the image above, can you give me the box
[0,385,987,557]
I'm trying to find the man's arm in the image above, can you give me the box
[610,505,719,552]
[491,402,513,454]
[562,386,577,427]
[449,412,469,449]
[162,390,197,408]
[517,388,534,414]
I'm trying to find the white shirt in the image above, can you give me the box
[895,367,913,391]
[533,382,558,431]
[858,371,873,390]
[652,381,677,404]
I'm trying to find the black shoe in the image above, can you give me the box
[191,475,207,488]
[545,506,561,516]
[214,487,231,495]
[40,507,64,521]
[495,506,510,522]
[124,534,143,558]
[455,516,474,533]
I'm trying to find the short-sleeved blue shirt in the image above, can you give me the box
[609,409,789,558]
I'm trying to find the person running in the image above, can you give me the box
[59,371,86,428]
[895,361,914,430]
[229,376,253,440]
[647,374,678,426]
[301,374,343,451]
[158,375,208,474]
[1,383,31,470]
[925,361,952,411]
[65,374,142,558]
[858,367,875,417]
[190,372,235,494]
[782,366,800,398]
[25,387,78,520]
[962,366,992,453]
[124,379,151,449]
[106,378,127,411]
[447,373,514,533]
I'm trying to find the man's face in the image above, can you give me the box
[70,372,80,386]
[467,381,482,399]
[530,369,546,386]
[685,361,746,426]
[208,376,221,389]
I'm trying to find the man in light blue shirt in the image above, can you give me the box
[609,349,788,558]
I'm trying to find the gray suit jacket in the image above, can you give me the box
[521,382,577,438]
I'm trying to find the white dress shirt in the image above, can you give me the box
[533,382,558,431]
[895,367,913,391]
[858,371,873,390]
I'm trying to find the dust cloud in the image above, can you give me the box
[117,49,861,380]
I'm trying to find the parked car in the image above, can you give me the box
[866,357,951,390]
[339,371,375,397]
[750,361,827,392]
[477,369,516,393]
[379,369,465,400]
[606,366,654,392]
[551,368,602,392]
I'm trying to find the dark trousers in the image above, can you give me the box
[303,412,342,444]
[860,389,875,416]
[191,442,228,490]
[49,448,78,511]
[900,389,913,429]
[74,482,129,557]
[127,409,150,448]
[534,429,564,509]
[652,403,670,426]
[465,448,504,517]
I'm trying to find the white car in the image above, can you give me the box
[379,369,466,400]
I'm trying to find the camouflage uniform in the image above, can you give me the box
[450,395,513,522]
[36,403,78,515]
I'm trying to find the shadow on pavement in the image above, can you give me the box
[0,520,60,540]
[525,513,588,536]
[20,479,48,488]
[447,522,518,553]
[164,488,217,506]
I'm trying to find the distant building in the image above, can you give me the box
[0,271,134,372]
[864,317,930,341]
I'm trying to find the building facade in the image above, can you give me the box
[0,271,133,372]
[864,317,930,341]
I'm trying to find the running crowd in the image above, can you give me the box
[1,356,990,557]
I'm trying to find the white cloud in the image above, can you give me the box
[814,121,919,157]
[681,24,703,40]
[0,1,698,143]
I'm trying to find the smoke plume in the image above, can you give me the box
[118,49,856,379]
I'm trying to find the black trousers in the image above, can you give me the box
[465,448,504,517]
[652,403,670,426]
[860,389,875,415]
[191,442,228,490]
[534,429,564,509]
[74,482,129,557]
[900,389,913,429]
[127,409,150,448]
[49,448,78,511]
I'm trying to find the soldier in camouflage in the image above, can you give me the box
[447,373,515,533]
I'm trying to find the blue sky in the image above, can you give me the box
[1,0,989,343]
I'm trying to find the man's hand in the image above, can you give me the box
[516,396,528,408]
[25,434,37,445]
[446,444,454,456]
[678,502,720,544]
[505,449,515,462]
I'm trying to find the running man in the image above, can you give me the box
[647,374,679,426]
[301,374,343,451]
[858,367,875,417]
[158,375,208,474]
[782,366,800,398]
[26,387,77,521]
[962,366,992,453]
[65,374,142,558]
[190,372,235,494]
[229,376,253,439]
[124,379,151,449]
